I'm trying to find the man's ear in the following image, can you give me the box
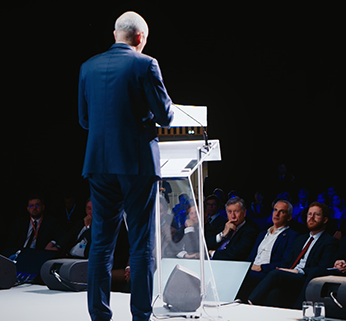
[113,30,117,41]
[133,32,142,46]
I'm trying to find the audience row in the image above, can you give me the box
[1,184,345,311]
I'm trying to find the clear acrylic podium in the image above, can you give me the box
[152,138,223,319]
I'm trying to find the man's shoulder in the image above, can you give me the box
[283,227,299,238]
[244,219,260,232]
[81,45,155,71]
[241,220,259,237]
[319,230,339,245]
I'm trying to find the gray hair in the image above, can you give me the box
[114,11,148,40]
[272,199,293,217]
[226,196,246,211]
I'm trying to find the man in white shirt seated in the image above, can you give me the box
[237,199,299,301]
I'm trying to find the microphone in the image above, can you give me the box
[172,104,210,150]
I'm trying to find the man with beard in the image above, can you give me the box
[5,195,65,251]
[248,202,339,309]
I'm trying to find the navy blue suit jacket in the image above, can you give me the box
[6,215,66,250]
[212,221,259,261]
[247,227,299,273]
[78,43,173,178]
[282,230,339,274]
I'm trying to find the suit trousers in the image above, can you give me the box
[248,269,306,308]
[87,173,158,321]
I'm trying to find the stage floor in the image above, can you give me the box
[0,283,341,321]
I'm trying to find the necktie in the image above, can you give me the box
[290,236,314,269]
[25,220,37,249]
[217,230,234,251]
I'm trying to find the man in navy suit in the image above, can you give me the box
[293,236,346,308]
[237,199,299,300]
[78,11,173,321]
[6,195,65,251]
[208,197,259,261]
[248,202,339,309]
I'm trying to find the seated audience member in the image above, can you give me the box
[227,190,239,200]
[246,190,272,231]
[316,191,327,205]
[176,202,200,259]
[327,186,338,208]
[171,193,189,231]
[292,188,309,224]
[6,195,65,251]
[328,193,346,238]
[57,193,85,232]
[208,197,259,261]
[237,200,299,300]
[204,195,227,249]
[212,188,227,218]
[248,202,339,309]
[160,180,172,204]
[159,196,180,258]
[58,198,93,258]
[293,236,346,308]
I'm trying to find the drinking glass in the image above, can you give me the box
[314,302,325,320]
[302,301,314,321]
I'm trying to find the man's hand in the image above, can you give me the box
[185,219,194,227]
[45,241,59,251]
[124,266,131,281]
[84,215,92,227]
[277,267,298,274]
[251,264,262,272]
[222,221,237,238]
[334,260,346,273]
[184,253,200,259]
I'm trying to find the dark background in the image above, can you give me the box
[2,1,345,214]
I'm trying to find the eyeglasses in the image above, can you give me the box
[206,203,218,207]
[29,204,41,208]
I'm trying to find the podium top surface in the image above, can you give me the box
[159,139,221,178]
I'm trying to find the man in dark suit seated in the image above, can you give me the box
[204,194,227,249]
[208,197,259,261]
[58,198,93,258]
[248,201,339,309]
[293,236,346,308]
[237,199,299,300]
[6,195,65,251]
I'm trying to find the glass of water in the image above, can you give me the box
[302,301,314,320]
[314,302,325,320]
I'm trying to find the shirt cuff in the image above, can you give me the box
[184,226,195,234]
[177,251,187,258]
[216,232,223,243]
[296,267,305,275]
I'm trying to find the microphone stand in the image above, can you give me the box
[172,104,210,151]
